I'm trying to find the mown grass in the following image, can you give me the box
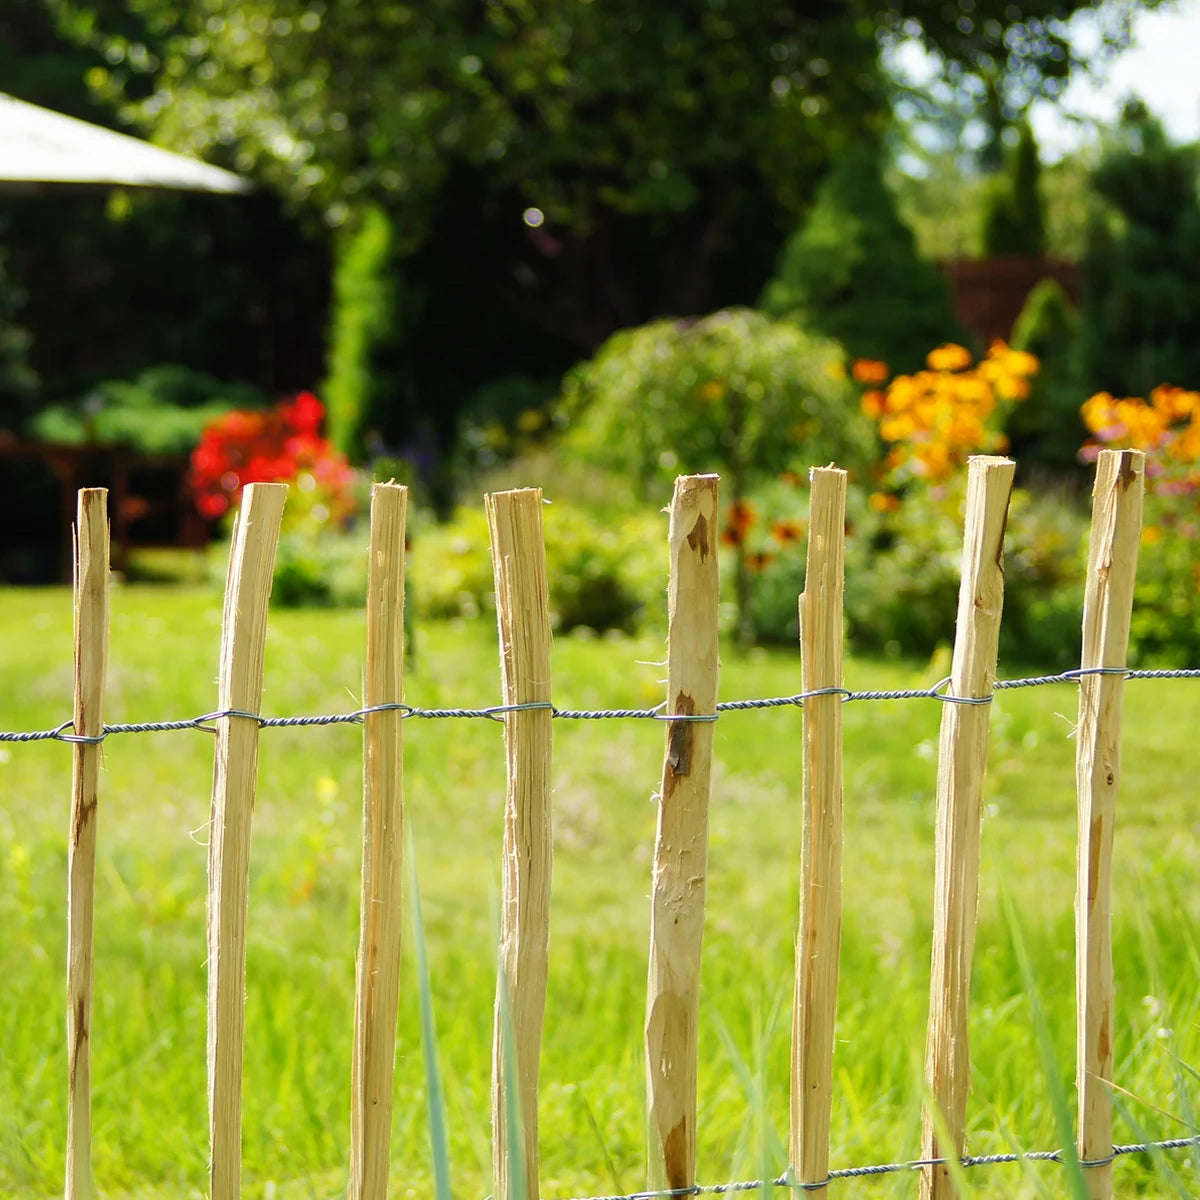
[0,583,1198,1198]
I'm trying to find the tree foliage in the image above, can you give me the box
[36,0,1167,479]
[982,121,1046,258]
[53,1,1146,325]
[759,138,962,373]
[324,205,418,460]
[1079,104,1200,397]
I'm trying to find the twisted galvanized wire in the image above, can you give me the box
[5,666,1200,746]
[553,1134,1200,1199]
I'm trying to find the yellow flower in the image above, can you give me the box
[1081,392,1118,433]
[926,343,973,372]
[1142,525,1164,545]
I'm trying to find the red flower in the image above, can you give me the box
[189,391,353,522]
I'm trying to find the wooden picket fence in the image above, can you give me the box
[57,449,1146,1200]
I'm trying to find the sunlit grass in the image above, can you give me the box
[0,584,1197,1198]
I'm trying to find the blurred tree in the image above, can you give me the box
[324,204,417,460]
[42,0,1163,479]
[1008,277,1087,473]
[1079,103,1200,397]
[759,137,962,373]
[983,121,1046,257]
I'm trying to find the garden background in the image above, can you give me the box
[2,2,1200,1198]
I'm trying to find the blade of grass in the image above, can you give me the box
[1000,886,1088,1200]
[579,1093,624,1197]
[1111,1095,1193,1199]
[409,841,452,1200]
[920,1086,974,1200]
[497,973,528,1200]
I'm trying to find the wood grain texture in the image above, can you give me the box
[920,456,1015,1200]
[1076,449,1144,1200]
[66,488,109,1200]
[350,483,408,1200]
[791,467,846,1188]
[487,488,553,1200]
[207,482,286,1200]
[645,474,720,1192]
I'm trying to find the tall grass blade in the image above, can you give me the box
[920,1088,974,1200]
[580,1093,624,1196]
[498,972,528,1200]
[1111,1095,1193,1199]
[999,887,1088,1200]
[409,844,453,1200]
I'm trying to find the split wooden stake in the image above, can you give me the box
[645,474,720,1192]
[791,467,847,1189]
[487,488,554,1200]
[920,456,1015,1200]
[207,482,286,1200]
[66,488,109,1200]
[349,482,408,1200]
[1076,449,1144,1200]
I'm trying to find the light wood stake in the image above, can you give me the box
[207,482,286,1200]
[920,456,1015,1200]
[645,473,720,1191]
[1076,449,1144,1200]
[349,482,408,1200]
[487,488,553,1200]
[66,488,109,1200]
[791,467,847,1188]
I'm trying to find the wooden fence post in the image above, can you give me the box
[349,482,408,1200]
[207,482,287,1200]
[920,456,1015,1200]
[66,488,110,1200]
[791,467,847,1189]
[1076,449,1144,1200]
[487,488,554,1200]
[645,474,720,1191]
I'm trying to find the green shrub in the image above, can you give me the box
[758,138,962,374]
[1007,278,1088,475]
[411,502,664,635]
[558,308,874,504]
[269,530,369,609]
[844,483,1087,668]
[27,364,266,454]
[558,307,875,642]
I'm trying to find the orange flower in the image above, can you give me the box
[868,491,901,514]
[860,389,886,419]
[728,499,757,534]
[722,498,758,547]
[770,518,805,545]
[852,358,890,384]
[926,343,973,372]
[745,550,776,573]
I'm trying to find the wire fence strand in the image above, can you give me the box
[5,666,1200,746]
[554,1135,1200,1200]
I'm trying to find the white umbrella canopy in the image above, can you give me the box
[0,91,250,193]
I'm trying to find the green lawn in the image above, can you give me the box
[1,584,1198,1199]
